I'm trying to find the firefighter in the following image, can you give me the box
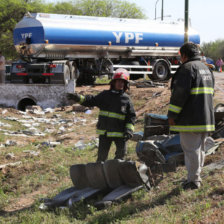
[67,68,136,162]
[167,42,215,190]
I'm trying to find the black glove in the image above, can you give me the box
[67,93,81,102]
[124,132,133,141]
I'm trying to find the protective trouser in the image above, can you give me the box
[180,132,207,184]
[97,135,127,162]
[0,70,5,84]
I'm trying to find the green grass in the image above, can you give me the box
[0,84,224,223]
[94,76,111,85]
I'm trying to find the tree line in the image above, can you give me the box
[201,39,224,63]
[0,0,223,61]
[0,0,145,59]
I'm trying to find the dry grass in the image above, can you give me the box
[0,79,224,224]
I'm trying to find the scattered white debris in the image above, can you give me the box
[44,108,55,113]
[5,140,17,147]
[73,139,98,151]
[2,109,7,115]
[0,161,22,170]
[23,150,40,157]
[5,153,15,160]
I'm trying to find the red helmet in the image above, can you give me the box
[112,68,130,82]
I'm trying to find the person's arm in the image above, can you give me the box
[168,67,192,121]
[67,91,104,108]
[124,99,136,140]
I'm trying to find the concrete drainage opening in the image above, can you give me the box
[18,98,36,111]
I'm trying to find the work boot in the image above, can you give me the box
[182,181,201,190]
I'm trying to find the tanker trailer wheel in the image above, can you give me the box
[149,61,170,81]
[64,65,70,85]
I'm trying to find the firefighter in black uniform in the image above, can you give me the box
[67,68,136,162]
[168,42,215,190]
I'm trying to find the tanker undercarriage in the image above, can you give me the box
[10,49,180,85]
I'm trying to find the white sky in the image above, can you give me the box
[129,0,224,43]
[46,0,224,43]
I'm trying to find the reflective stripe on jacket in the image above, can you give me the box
[80,90,136,137]
[168,56,215,132]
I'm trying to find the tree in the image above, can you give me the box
[201,39,224,62]
[0,0,47,59]
[74,0,145,18]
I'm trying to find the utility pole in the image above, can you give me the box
[184,0,189,43]
[161,0,164,21]
[155,0,159,20]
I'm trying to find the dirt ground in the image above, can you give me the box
[0,72,223,214]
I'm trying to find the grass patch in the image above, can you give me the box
[95,76,111,85]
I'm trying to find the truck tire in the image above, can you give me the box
[64,65,70,85]
[149,61,169,81]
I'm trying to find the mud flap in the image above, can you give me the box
[95,160,150,208]
[42,160,151,209]
[95,185,143,208]
[43,163,108,208]
[42,187,87,207]
[67,162,109,207]
[67,188,102,207]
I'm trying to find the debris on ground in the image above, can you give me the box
[0,161,22,170]
[130,80,166,88]
[73,139,99,151]
[40,160,150,209]
[0,76,223,215]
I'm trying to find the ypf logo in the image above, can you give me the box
[21,33,32,39]
[112,32,143,44]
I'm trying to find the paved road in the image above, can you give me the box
[214,71,224,102]
[214,71,224,81]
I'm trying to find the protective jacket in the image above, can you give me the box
[168,56,215,132]
[79,90,136,137]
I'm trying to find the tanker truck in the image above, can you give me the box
[11,12,200,85]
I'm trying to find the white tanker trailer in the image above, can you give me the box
[11,12,200,84]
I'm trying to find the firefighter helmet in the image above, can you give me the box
[112,68,130,82]
[110,68,130,91]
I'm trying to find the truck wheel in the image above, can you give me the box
[64,65,70,85]
[149,61,169,81]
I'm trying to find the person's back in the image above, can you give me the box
[168,42,215,190]
[172,57,215,130]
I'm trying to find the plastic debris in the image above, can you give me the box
[73,139,99,151]
[0,161,22,170]
[5,140,17,147]
[5,153,15,160]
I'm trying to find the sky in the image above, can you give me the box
[46,0,224,43]
[128,0,224,43]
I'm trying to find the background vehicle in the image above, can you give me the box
[12,13,200,84]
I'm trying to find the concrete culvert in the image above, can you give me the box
[17,98,36,111]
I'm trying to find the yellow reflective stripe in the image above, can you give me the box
[96,129,106,135]
[170,125,215,132]
[190,87,214,95]
[168,104,182,114]
[99,110,125,120]
[108,112,125,120]
[107,132,124,137]
[99,110,109,116]
[79,95,85,104]
[126,123,134,131]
